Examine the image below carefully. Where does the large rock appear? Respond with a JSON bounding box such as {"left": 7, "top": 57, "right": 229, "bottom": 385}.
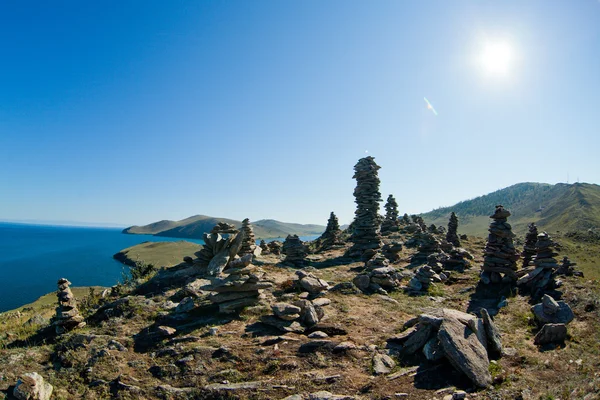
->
{"left": 534, "top": 323, "right": 568, "bottom": 345}
{"left": 299, "top": 276, "right": 330, "bottom": 294}
{"left": 481, "top": 308, "right": 502, "bottom": 358}
{"left": 438, "top": 316, "right": 492, "bottom": 388}
{"left": 13, "top": 372, "right": 53, "bottom": 400}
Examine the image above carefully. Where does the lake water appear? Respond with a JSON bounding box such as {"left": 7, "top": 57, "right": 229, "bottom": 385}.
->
{"left": 0, "top": 222, "right": 205, "bottom": 313}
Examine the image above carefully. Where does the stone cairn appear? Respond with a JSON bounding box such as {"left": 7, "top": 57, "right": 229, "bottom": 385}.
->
{"left": 557, "top": 256, "right": 581, "bottom": 277}
{"left": 446, "top": 212, "right": 460, "bottom": 247}
{"left": 206, "top": 254, "right": 273, "bottom": 313}
{"left": 317, "top": 212, "right": 344, "bottom": 250}
{"left": 381, "top": 241, "right": 403, "bottom": 263}
{"left": 267, "top": 240, "right": 283, "bottom": 255}
{"left": 521, "top": 223, "right": 538, "bottom": 269}
{"left": 348, "top": 156, "right": 383, "bottom": 257}
{"left": 54, "top": 278, "right": 86, "bottom": 334}
{"left": 412, "top": 215, "right": 427, "bottom": 232}
{"left": 517, "top": 232, "right": 560, "bottom": 294}
{"left": 381, "top": 194, "right": 400, "bottom": 234}
{"left": 282, "top": 234, "right": 307, "bottom": 267}
{"left": 353, "top": 252, "right": 405, "bottom": 293}
{"left": 388, "top": 308, "right": 502, "bottom": 388}
{"left": 443, "top": 247, "right": 473, "bottom": 272}
{"left": 480, "top": 205, "right": 520, "bottom": 284}
{"left": 407, "top": 265, "right": 444, "bottom": 292}
{"left": 259, "top": 240, "right": 269, "bottom": 254}
{"left": 410, "top": 232, "right": 442, "bottom": 266}
{"left": 194, "top": 223, "right": 244, "bottom": 276}
{"left": 401, "top": 213, "right": 411, "bottom": 225}
{"left": 238, "top": 218, "right": 257, "bottom": 256}
{"left": 531, "top": 294, "right": 574, "bottom": 346}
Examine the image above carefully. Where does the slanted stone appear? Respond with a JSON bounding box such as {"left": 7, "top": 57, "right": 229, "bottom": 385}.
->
{"left": 481, "top": 308, "right": 502, "bottom": 358}
{"left": 438, "top": 316, "right": 492, "bottom": 388}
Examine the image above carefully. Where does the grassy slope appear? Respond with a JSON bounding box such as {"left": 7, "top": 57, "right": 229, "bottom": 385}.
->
{"left": 422, "top": 182, "right": 600, "bottom": 237}
{"left": 113, "top": 241, "right": 202, "bottom": 268}
{"left": 124, "top": 215, "right": 325, "bottom": 240}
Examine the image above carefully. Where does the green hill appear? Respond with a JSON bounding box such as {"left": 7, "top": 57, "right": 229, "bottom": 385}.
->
{"left": 123, "top": 215, "right": 325, "bottom": 240}
{"left": 421, "top": 182, "right": 600, "bottom": 237}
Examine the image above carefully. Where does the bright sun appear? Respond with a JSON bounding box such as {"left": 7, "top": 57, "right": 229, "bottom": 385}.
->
{"left": 480, "top": 41, "right": 513, "bottom": 76}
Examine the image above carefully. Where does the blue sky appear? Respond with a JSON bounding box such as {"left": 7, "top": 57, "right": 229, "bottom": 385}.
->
{"left": 1, "top": 1, "right": 599, "bottom": 226}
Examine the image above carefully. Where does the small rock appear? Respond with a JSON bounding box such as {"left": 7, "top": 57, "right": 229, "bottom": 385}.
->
{"left": 175, "top": 296, "right": 195, "bottom": 313}
{"left": 308, "top": 331, "right": 329, "bottom": 339}
{"left": 157, "top": 326, "right": 177, "bottom": 337}
{"left": 372, "top": 353, "right": 396, "bottom": 375}
{"left": 13, "top": 372, "right": 53, "bottom": 400}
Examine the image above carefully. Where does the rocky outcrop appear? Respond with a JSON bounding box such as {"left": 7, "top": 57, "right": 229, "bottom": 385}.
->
{"left": 381, "top": 194, "right": 400, "bottom": 234}
{"left": 517, "top": 232, "right": 560, "bottom": 294}
{"left": 54, "top": 278, "right": 86, "bottom": 334}
{"left": 283, "top": 235, "right": 307, "bottom": 267}
{"left": 238, "top": 218, "right": 257, "bottom": 257}
{"left": 446, "top": 212, "right": 460, "bottom": 247}
{"left": 13, "top": 372, "right": 53, "bottom": 400}
{"left": 480, "top": 205, "right": 520, "bottom": 284}
{"left": 389, "top": 308, "right": 499, "bottom": 388}
{"left": 348, "top": 157, "right": 383, "bottom": 257}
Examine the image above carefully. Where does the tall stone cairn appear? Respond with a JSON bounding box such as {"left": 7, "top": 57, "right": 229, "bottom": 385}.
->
{"left": 349, "top": 156, "right": 383, "bottom": 256}
{"left": 401, "top": 213, "right": 410, "bottom": 225}
{"left": 54, "top": 278, "right": 86, "bottom": 334}
{"left": 446, "top": 212, "right": 460, "bottom": 247}
{"left": 282, "top": 234, "right": 307, "bottom": 267}
{"left": 480, "top": 205, "right": 520, "bottom": 284}
{"left": 381, "top": 194, "right": 400, "bottom": 234}
{"left": 318, "top": 212, "right": 344, "bottom": 250}
{"left": 517, "top": 232, "right": 560, "bottom": 294}
{"left": 238, "top": 218, "right": 256, "bottom": 256}
{"left": 521, "top": 223, "right": 538, "bottom": 269}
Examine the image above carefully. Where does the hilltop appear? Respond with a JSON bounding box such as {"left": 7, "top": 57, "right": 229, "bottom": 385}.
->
{"left": 123, "top": 215, "right": 325, "bottom": 240}
{"left": 421, "top": 182, "right": 600, "bottom": 236}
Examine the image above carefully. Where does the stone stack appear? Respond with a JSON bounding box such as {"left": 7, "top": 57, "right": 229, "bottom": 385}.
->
{"left": 381, "top": 241, "right": 403, "bottom": 263}
{"left": 263, "top": 295, "right": 332, "bottom": 334}
{"left": 295, "top": 270, "right": 330, "bottom": 294}
{"left": 238, "top": 218, "right": 257, "bottom": 257}
{"left": 267, "top": 240, "right": 283, "bottom": 255}
{"left": 388, "top": 308, "right": 501, "bottom": 388}
{"left": 317, "top": 212, "right": 344, "bottom": 250}
{"left": 348, "top": 156, "right": 383, "bottom": 257}
{"left": 211, "top": 222, "right": 238, "bottom": 234}
{"left": 259, "top": 240, "right": 269, "bottom": 254}
{"left": 517, "top": 232, "right": 560, "bottom": 294}
{"left": 401, "top": 213, "right": 411, "bottom": 225}
{"left": 443, "top": 247, "right": 473, "bottom": 272}
{"left": 446, "top": 212, "right": 460, "bottom": 247}
{"left": 381, "top": 194, "right": 400, "bottom": 234}
{"left": 556, "top": 256, "right": 580, "bottom": 276}
{"left": 521, "top": 223, "right": 538, "bottom": 269}
{"left": 282, "top": 235, "right": 307, "bottom": 267}
{"left": 480, "top": 205, "right": 520, "bottom": 284}
{"left": 407, "top": 265, "right": 443, "bottom": 292}
{"left": 54, "top": 278, "right": 86, "bottom": 334}
{"left": 206, "top": 255, "right": 273, "bottom": 313}
{"left": 194, "top": 226, "right": 245, "bottom": 276}
{"left": 428, "top": 224, "right": 439, "bottom": 234}
{"left": 410, "top": 232, "right": 442, "bottom": 266}
{"left": 411, "top": 215, "right": 427, "bottom": 232}
{"left": 531, "top": 294, "right": 574, "bottom": 346}
{"left": 353, "top": 252, "right": 405, "bottom": 293}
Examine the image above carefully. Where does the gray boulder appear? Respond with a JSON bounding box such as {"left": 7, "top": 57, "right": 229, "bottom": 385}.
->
{"left": 534, "top": 323, "right": 567, "bottom": 345}
{"left": 13, "top": 372, "right": 53, "bottom": 400}
{"left": 372, "top": 353, "right": 396, "bottom": 375}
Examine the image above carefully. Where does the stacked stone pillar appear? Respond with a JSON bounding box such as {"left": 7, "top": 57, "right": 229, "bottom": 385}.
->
{"left": 521, "top": 223, "right": 538, "bottom": 269}
{"left": 480, "top": 205, "right": 520, "bottom": 284}
{"left": 54, "top": 278, "right": 86, "bottom": 334}
{"left": 238, "top": 218, "right": 256, "bottom": 256}
{"left": 381, "top": 194, "right": 400, "bottom": 234}
{"left": 446, "top": 212, "right": 460, "bottom": 247}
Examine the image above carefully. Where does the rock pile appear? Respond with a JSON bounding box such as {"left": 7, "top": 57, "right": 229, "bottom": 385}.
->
{"left": 443, "top": 247, "right": 473, "bottom": 272}
{"left": 295, "top": 270, "right": 330, "bottom": 295}
{"left": 381, "top": 194, "right": 400, "bottom": 234}
{"left": 381, "top": 241, "right": 403, "bottom": 263}
{"left": 401, "top": 213, "right": 411, "bottom": 225}
{"left": 238, "top": 218, "right": 257, "bottom": 256}
{"left": 411, "top": 215, "right": 427, "bottom": 232}
{"left": 410, "top": 232, "right": 442, "bottom": 266}
{"left": 206, "top": 255, "right": 273, "bottom": 313}
{"left": 353, "top": 252, "right": 405, "bottom": 293}
{"left": 348, "top": 156, "right": 383, "bottom": 257}
{"left": 446, "top": 212, "right": 460, "bottom": 247}
{"left": 517, "top": 232, "right": 560, "bottom": 294}
{"left": 54, "top": 278, "right": 86, "bottom": 334}
{"left": 406, "top": 265, "right": 443, "bottom": 292}
{"left": 259, "top": 240, "right": 269, "bottom": 254}
{"left": 267, "top": 240, "right": 283, "bottom": 255}
{"left": 531, "top": 294, "right": 574, "bottom": 346}
{"left": 388, "top": 308, "right": 501, "bottom": 387}
{"left": 521, "top": 223, "right": 538, "bottom": 269}
{"left": 318, "top": 212, "right": 344, "bottom": 250}
{"left": 271, "top": 296, "right": 332, "bottom": 330}
{"left": 557, "top": 256, "right": 581, "bottom": 276}
{"left": 480, "top": 205, "right": 520, "bottom": 284}
{"left": 283, "top": 235, "right": 307, "bottom": 267}
{"left": 194, "top": 224, "right": 245, "bottom": 276}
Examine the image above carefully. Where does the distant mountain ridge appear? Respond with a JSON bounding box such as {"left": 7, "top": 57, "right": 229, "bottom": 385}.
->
{"left": 421, "top": 182, "right": 600, "bottom": 237}
{"left": 123, "top": 215, "right": 325, "bottom": 240}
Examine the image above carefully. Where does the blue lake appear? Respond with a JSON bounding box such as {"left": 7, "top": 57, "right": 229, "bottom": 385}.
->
{"left": 0, "top": 222, "right": 205, "bottom": 313}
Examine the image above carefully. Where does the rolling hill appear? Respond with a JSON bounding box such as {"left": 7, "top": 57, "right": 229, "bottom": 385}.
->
{"left": 421, "top": 182, "right": 600, "bottom": 237}
{"left": 123, "top": 215, "right": 325, "bottom": 240}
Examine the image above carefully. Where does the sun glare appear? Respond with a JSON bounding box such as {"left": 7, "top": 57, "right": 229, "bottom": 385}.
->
{"left": 480, "top": 41, "right": 513, "bottom": 76}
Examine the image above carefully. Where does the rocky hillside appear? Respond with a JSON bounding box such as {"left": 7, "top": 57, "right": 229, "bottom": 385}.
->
{"left": 123, "top": 215, "right": 325, "bottom": 240}
{"left": 421, "top": 182, "right": 600, "bottom": 236}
